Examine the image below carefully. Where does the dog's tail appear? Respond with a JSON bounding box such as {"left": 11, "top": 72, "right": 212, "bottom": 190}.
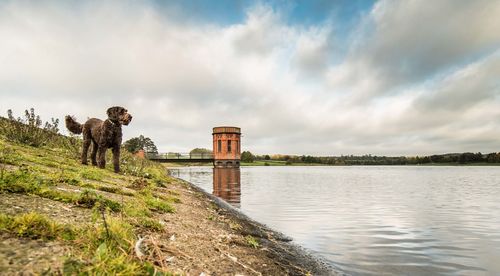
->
{"left": 65, "top": 115, "right": 83, "bottom": 134}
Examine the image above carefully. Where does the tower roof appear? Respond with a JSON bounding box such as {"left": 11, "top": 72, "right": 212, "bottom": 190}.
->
{"left": 212, "top": 126, "right": 241, "bottom": 134}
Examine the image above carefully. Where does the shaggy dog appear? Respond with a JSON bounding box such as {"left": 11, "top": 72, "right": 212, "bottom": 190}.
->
{"left": 65, "top": 106, "right": 132, "bottom": 173}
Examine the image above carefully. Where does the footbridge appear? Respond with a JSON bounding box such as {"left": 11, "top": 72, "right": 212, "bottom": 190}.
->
{"left": 147, "top": 152, "right": 214, "bottom": 163}
{"left": 148, "top": 126, "right": 241, "bottom": 168}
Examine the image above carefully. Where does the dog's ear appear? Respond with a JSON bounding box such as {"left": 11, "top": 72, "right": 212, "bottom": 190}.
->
{"left": 107, "top": 106, "right": 122, "bottom": 121}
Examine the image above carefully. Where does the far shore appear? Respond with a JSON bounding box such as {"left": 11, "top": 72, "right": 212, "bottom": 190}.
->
{"left": 161, "top": 161, "right": 500, "bottom": 167}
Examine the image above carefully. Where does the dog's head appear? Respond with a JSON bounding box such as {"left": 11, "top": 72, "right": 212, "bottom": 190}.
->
{"left": 107, "top": 106, "right": 132, "bottom": 126}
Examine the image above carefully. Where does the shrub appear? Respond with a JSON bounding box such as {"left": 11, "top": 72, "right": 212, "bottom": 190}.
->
{"left": 0, "top": 109, "right": 60, "bottom": 147}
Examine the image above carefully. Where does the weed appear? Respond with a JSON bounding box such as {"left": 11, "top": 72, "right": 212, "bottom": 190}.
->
{"left": 245, "top": 235, "right": 260, "bottom": 248}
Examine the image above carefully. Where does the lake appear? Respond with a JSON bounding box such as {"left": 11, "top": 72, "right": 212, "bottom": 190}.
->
{"left": 169, "top": 166, "right": 500, "bottom": 275}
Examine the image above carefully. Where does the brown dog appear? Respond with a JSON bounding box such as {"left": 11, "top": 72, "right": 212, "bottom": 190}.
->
{"left": 65, "top": 106, "right": 132, "bottom": 173}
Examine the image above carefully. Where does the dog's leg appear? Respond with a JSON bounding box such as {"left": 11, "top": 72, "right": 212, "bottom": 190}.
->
{"left": 81, "top": 138, "right": 91, "bottom": 165}
{"left": 90, "top": 141, "right": 98, "bottom": 166}
{"left": 97, "top": 145, "right": 106, "bottom": 169}
{"left": 112, "top": 145, "right": 121, "bottom": 173}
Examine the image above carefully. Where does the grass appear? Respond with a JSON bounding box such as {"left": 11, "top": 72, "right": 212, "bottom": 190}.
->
{"left": 65, "top": 216, "right": 146, "bottom": 275}
{"left": 137, "top": 217, "right": 164, "bottom": 232}
{"left": 79, "top": 167, "right": 105, "bottom": 181}
{"left": 0, "top": 168, "right": 121, "bottom": 211}
{"left": 245, "top": 235, "right": 260, "bottom": 248}
{"left": 0, "top": 212, "right": 75, "bottom": 241}
{"left": 0, "top": 115, "right": 179, "bottom": 274}
{"left": 144, "top": 195, "right": 175, "bottom": 213}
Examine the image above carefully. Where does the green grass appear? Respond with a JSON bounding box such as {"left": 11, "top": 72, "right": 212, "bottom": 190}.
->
{"left": 0, "top": 212, "right": 75, "bottom": 241}
{"left": 79, "top": 167, "right": 105, "bottom": 181}
{"left": 144, "top": 196, "right": 175, "bottom": 213}
{"left": 66, "top": 216, "right": 146, "bottom": 275}
{"left": 0, "top": 117, "right": 178, "bottom": 274}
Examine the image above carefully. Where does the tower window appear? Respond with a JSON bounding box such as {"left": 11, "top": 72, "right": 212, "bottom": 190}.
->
{"left": 227, "top": 140, "right": 232, "bottom": 153}
{"left": 218, "top": 140, "right": 221, "bottom": 152}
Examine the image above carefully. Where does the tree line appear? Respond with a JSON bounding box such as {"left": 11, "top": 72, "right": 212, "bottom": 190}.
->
{"left": 241, "top": 151, "right": 500, "bottom": 165}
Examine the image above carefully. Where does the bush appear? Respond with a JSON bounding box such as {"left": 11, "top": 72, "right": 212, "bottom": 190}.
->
{"left": 0, "top": 109, "right": 61, "bottom": 147}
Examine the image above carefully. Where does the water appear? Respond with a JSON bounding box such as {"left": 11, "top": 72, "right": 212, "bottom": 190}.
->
{"left": 170, "top": 166, "right": 500, "bottom": 275}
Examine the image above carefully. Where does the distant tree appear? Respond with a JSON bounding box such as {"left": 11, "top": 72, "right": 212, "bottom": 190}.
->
{"left": 264, "top": 154, "right": 271, "bottom": 160}
{"left": 189, "top": 148, "right": 213, "bottom": 154}
{"left": 123, "top": 135, "right": 158, "bottom": 154}
{"left": 241, "top": 151, "right": 255, "bottom": 163}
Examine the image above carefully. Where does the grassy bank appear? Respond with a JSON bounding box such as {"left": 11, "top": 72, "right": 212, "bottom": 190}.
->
{"left": 0, "top": 116, "right": 333, "bottom": 275}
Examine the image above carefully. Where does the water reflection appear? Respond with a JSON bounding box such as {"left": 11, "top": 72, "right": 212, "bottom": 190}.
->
{"left": 213, "top": 168, "right": 241, "bottom": 208}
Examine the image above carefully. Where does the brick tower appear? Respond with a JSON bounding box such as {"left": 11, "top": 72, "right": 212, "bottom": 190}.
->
{"left": 212, "top": 126, "right": 241, "bottom": 168}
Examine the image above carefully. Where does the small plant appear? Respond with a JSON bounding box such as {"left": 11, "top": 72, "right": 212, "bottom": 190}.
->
{"left": 245, "top": 235, "right": 260, "bottom": 248}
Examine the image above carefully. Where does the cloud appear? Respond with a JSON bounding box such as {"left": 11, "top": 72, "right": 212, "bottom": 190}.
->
{"left": 0, "top": 0, "right": 499, "bottom": 155}
{"left": 328, "top": 0, "right": 500, "bottom": 98}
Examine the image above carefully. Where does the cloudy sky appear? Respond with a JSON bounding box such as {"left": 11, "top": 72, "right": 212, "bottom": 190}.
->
{"left": 1, "top": 0, "right": 499, "bottom": 156}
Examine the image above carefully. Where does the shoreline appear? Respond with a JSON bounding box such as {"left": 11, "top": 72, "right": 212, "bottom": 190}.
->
{"left": 172, "top": 174, "right": 343, "bottom": 275}
{"left": 163, "top": 162, "right": 500, "bottom": 167}
{"left": 1, "top": 131, "right": 344, "bottom": 275}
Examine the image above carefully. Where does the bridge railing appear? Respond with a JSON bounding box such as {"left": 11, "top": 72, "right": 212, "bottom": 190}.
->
{"left": 147, "top": 152, "right": 214, "bottom": 160}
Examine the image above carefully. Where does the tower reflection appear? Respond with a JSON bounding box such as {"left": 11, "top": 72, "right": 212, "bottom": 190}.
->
{"left": 213, "top": 168, "right": 241, "bottom": 208}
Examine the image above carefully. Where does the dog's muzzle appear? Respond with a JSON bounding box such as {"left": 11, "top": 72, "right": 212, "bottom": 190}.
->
{"left": 121, "top": 114, "right": 132, "bottom": 125}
